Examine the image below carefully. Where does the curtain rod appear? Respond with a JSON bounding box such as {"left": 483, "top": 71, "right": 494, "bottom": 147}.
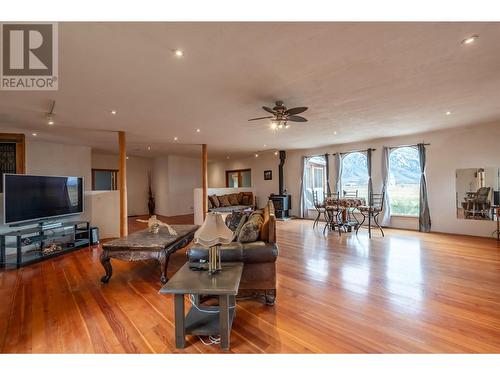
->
{"left": 332, "top": 148, "right": 376, "bottom": 156}
{"left": 388, "top": 143, "right": 431, "bottom": 149}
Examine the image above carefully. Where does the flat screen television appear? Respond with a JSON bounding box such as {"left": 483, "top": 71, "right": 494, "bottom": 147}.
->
{"left": 3, "top": 174, "right": 84, "bottom": 225}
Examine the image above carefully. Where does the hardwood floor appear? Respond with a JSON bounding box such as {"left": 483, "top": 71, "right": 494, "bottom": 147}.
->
{"left": 1, "top": 216, "right": 500, "bottom": 353}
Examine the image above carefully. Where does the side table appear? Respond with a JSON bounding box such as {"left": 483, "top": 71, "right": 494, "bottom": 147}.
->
{"left": 159, "top": 262, "right": 243, "bottom": 350}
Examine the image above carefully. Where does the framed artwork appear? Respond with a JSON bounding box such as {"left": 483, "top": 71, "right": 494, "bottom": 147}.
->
{"left": 264, "top": 170, "right": 272, "bottom": 180}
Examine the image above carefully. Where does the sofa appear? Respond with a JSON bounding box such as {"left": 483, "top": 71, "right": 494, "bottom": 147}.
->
{"left": 187, "top": 200, "right": 278, "bottom": 305}
{"left": 207, "top": 191, "right": 256, "bottom": 213}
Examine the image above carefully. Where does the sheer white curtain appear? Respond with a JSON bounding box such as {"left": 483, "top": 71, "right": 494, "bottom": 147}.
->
{"left": 381, "top": 146, "right": 391, "bottom": 226}
{"left": 299, "top": 156, "right": 311, "bottom": 218}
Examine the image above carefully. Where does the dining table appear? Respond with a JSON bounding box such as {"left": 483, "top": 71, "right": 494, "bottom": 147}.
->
{"left": 324, "top": 197, "right": 366, "bottom": 231}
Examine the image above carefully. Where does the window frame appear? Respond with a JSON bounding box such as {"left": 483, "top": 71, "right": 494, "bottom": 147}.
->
{"left": 92, "top": 168, "right": 119, "bottom": 191}
{"left": 387, "top": 146, "right": 420, "bottom": 218}
{"left": 225, "top": 168, "right": 251, "bottom": 188}
{"left": 304, "top": 156, "right": 327, "bottom": 209}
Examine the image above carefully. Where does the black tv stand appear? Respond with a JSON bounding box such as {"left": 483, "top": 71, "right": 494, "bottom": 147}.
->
{"left": 0, "top": 221, "right": 91, "bottom": 268}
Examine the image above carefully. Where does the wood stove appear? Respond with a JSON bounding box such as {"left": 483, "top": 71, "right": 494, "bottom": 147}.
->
{"left": 269, "top": 150, "right": 291, "bottom": 219}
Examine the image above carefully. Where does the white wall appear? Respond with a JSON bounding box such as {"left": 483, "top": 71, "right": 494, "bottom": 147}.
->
{"left": 1, "top": 140, "right": 90, "bottom": 232}
{"left": 208, "top": 122, "right": 500, "bottom": 237}
{"left": 91, "top": 152, "right": 153, "bottom": 216}
{"left": 287, "top": 122, "right": 500, "bottom": 237}
{"left": 208, "top": 152, "right": 280, "bottom": 209}
{"left": 152, "top": 155, "right": 201, "bottom": 217}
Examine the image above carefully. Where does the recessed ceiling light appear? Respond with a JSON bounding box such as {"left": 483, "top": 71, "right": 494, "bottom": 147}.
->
{"left": 32, "top": 133, "right": 37, "bottom": 136}
{"left": 174, "top": 49, "right": 184, "bottom": 57}
{"left": 195, "top": 128, "right": 201, "bottom": 133}
{"left": 111, "top": 110, "right": 117, "bottom": 115}
{"left": 264, "top": 144, "right": 267, "bottom": 147}
{"left": 274, "top": 151, "right": 278, "bottom": 155}
{"left": 147, "top": 146, "right": 151, "bottom": 150}
{"left": 174, "top": 136, "right": 178, "bottom": 141}
{"left": 446, "top": 111, "right": 452, "bottom": 115}
{"left": 255, "top": 153, "right": 259, "bottom": 158}
{"left": 126, "top": 156, "right": 129, "bottom": 160}
{"left": 333, "top": 131, "right": 337, "bottom": 135}
{"left": 462, "top": 35, "right": 479, "bottom": 45}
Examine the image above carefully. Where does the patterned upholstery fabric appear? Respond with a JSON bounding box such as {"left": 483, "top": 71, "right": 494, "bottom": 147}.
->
{"left": 237, "top": 212, "right": 264, "bottom": 243}
{"left": 207, "top": 198, "right": 213, "bottom": 209}
{"left": 225, "top": 211, "right": 245, "bottom": 231}
{"left": 358, "top": 205, "right": 382, "bottom": 212}
{"left": 209, "top": 194, "right": 220, "bottom": 208}
{"left": 228, "top": 193, "right": 240, "bottom": 206}
{"left": 325, "top": 197, "right": 366, "bottom": 208}
{"left": 241, "top": 192, "right": 253, "bottom": 206}
{"left": 218, "top": 195, "right": 231, "bottom": 207}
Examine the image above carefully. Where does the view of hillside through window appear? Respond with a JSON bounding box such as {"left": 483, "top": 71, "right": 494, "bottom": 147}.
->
{"left": 341, "top": 152, "right": 369, "bottom": 199}
{"left": 388, "top": 147, "right": 420, "bottom": 216}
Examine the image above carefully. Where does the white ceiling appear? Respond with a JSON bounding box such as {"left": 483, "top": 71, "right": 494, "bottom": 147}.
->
{"left": 1, "top": 22, "right": 500, "bottom": 160}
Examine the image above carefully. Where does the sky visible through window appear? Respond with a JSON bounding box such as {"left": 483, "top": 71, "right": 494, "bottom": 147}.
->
{"left": 388, "top": 146, "right": 420, "bottom": 216}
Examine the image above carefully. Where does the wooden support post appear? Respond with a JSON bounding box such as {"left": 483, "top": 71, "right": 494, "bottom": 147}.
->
{"left": 202, "top": 144, "right": 208, "bottom": 220}
{"left": 119, "top": 131, "right": 128, "bottom": 237}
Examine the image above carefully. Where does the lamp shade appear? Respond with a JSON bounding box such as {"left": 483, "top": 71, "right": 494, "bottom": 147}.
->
{"left": 194, "top": 212, "right": 234, "bottom": 247}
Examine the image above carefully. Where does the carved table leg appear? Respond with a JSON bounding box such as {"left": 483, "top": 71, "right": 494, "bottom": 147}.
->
{"left": 265, "top": 289, "right": 276, "bottom": 306}
{"left": 159, "top": 251, "right": 171, "bottom": 284}
{"left": 100, "top": 250, "right": 113, "bottom": 283}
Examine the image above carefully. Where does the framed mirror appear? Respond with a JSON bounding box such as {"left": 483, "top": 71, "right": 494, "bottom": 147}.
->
{"left": 456, "top": 168, "right": 499, "bottom": 220}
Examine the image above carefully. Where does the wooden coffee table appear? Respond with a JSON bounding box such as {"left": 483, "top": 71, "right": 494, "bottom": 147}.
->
{"left": 100, "top": 224, "right": 198, "bottom": 284}
{"left": 159, "top": 262, "right": 243, "bottom": 350}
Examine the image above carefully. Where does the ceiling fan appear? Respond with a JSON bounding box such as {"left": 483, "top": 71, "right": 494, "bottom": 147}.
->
{"left": 248, "top": 100, "right": 308, "bottom": 129}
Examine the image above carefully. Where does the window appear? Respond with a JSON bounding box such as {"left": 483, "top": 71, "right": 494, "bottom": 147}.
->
{"left": 92, "top": 169, "right": 118, "bottom": 190}
{"left": 388, "top": 146, "right": 420, "bottom": 216}
{"left": 304, "top": 156, "right": 326, "bottom": 209}
{"left": 0, "top": 133, "right": 25, "bottom": 193}
{"left": 226, "top": 169, "right": 251, "bottom": 188}
{"left": 341, "top": 152, "right": 369, "bottom": 199}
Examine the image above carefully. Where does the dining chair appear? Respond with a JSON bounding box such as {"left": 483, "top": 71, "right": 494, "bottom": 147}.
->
{"left": 312, "top": 190, "right": 326, "bottom": 228}
{"left": 356, "top": 191, "right": 385, "bottom": 238}
{"left": 323, "top": 192, "right": 344, "bottom": 236}
{"left": 343, "top": 190, "right": 359, "bottom": 223}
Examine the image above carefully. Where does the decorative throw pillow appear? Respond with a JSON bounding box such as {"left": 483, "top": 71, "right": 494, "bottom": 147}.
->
{"left": 218, "top": 195, "right": 231, "bottom": 207}
{"left": 237, "top": 215, "right": 263, "bottom": 243}
{"left": 209, "top": 194, "right": 220, "bottom": 208}
{"left": 225, "top": 211, "right": 244, "bottom": 231}
{"left": 237, "top": 192, "right": 244, "bottom": 204}
{"left": 208, "top": 198, "right": 213, "bottom": 209}
{"left": 233, "top": 215, "right": 247, "bottom": 240}
{"left": 228, "top": 193, "right": 239, "bottom": 206}
{"left": 241, "top": 192, "right": 253, "bottom": 206}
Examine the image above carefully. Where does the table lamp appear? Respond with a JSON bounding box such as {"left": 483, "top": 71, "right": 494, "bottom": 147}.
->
{"left": 194, "top": 212, "right": 234, "bottom": 274}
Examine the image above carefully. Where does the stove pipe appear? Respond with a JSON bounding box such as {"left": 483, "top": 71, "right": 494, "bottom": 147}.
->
{"left": 279, "top": 150, "right": 286, "bottom": 195}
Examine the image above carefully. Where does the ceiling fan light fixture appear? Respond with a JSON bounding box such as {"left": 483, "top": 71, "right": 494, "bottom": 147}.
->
{"left": 47, "top": 116, "right": 55, "bottom": 126}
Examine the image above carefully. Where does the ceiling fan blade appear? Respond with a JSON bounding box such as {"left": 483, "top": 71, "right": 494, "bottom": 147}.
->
{"left": 262, "top": 106, "right": 276, "bottom": 114}
{"left": 287, "top": 115, "right": 308, "bottom": 122}
{"left": 285, "top": 106, "right": 308, "bottom": 115}
{"left": 248, "top": 116, "right": 274, "bottom": 121}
